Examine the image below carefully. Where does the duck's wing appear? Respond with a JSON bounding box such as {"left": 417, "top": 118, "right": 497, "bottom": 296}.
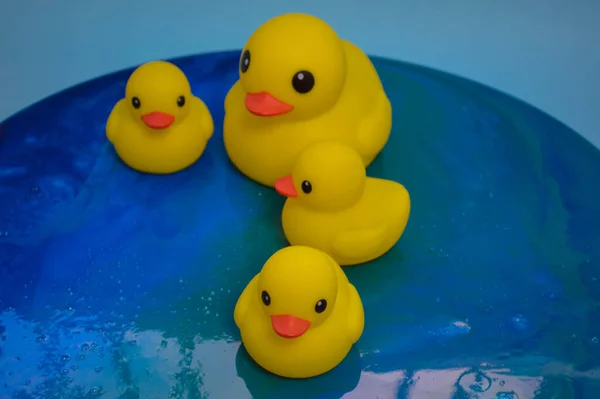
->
{"left": 233, "top": 273, "right": 260, "bottom": 329}
{"left": 194, "top": 97, "right": 214, "bottom": 140}
{"left": 331, "top": 225, "right": 388, "bottom": 264}
{"left": 346, "top": 283, "right": 365, "bottom": 344}
{"left": 105, "top": 99, "right": 125, "bottom": 143}
{"left": 224, "top": 80, "right": 242, "bottom": 116}
{"left": 356, "top": 92, "right": 392, "bottom": 161}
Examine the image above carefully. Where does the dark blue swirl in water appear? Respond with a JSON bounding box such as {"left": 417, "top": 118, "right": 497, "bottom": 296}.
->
{"left": 0, "top": 51, "right": 599, "bottom": 398}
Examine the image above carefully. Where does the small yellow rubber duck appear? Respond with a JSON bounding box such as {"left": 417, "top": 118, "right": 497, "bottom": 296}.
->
{"left": 274, "top": 141, "right": 411, "bottom": 266}
{"left": 223, "top": 13, "right": 392, "bottom": 187}
{"left": 234, "top": 245, "right": 364, "bottom": 379}
{"left": 106, "top": 61, "right": 214, "bottom": 174}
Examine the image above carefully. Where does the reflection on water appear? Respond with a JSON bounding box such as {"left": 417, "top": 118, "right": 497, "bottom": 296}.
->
{"left": 3, "top": 309, "right": 599, "bottom": 398}
{"left": 0, "top": 310, "right": 244, "bottom": 398}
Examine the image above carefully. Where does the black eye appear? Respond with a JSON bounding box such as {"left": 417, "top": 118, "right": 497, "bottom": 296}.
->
{"left": 292, "top": 71, "right": 315, "bottom": 94}
{"left": 131, "top": 97, "right": 141, "bottom": 109}
{"left": 261, "top": 290, "right": 271, "bottom": 306}
{"left": 315, "top": 299, "right": 327, "bottom": 313}
{"left": 240, "top": 50, "right": 251, "bottom": 73}
{"left": 177, "top": 96, "right": 186, "bottom": 107}
{"left": 301, "top": 181, "right": 312, "bottom": 194}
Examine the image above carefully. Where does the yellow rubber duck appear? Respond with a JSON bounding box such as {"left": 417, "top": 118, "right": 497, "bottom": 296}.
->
{"left": 234, "top": 245, "right": 364, "bottom": 379}
{"left": 223, "top": 13, "right": 392, "bottom": 187}
{"left": 274, "top": 141, "right": 411, "bottom": 266}
{"left": 106, "top": 61, "right": 214, "bottom": 174}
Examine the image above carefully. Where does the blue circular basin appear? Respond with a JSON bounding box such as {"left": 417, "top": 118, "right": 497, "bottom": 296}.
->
{"left": 0, "top": 51, "right": 599, "bottom": 398}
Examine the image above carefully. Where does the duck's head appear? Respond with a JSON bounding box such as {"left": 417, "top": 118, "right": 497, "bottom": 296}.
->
{"left": 238, "top": 13, "right": 347, "bottom": 121}
{"left": 125, "top": 61, "right": 193, "bottom": 130}
{"left": 275, "top": 141, "right": 366, "bottom": 211}
{"left": 258, "top": 246, "right": 340, "bottom": 339}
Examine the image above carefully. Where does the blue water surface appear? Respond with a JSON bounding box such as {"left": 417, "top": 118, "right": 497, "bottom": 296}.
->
{"left": 0, "top": 51, "right": 599, "bottom": 399}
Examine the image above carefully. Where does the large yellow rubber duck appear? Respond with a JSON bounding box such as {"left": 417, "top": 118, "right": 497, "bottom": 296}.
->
{"left": 234, "top": 245, "right": 364, "bottom": 378}
{"left": 275, "top": 141, "right": 411, "bottom": 266}
{"left": 223, "top": 13, "right": 392, "bottom": 187}
{"left": 106, "top": 61, "right": 214, "bottom": 174}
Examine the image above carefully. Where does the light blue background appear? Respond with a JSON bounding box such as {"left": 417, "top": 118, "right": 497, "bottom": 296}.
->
{"left": 1, "top": 0, "right": 599, "bottom": 148}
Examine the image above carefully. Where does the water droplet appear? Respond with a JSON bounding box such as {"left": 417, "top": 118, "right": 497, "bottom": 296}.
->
{"left": 499, "top": 380, "right": 505, "bottom": 386}
{"left": 70, "top": 365, "right": 78, "bottom": 371}
{"left": 60, "top": 369, "right": 69, "bottom": 375}
{"left": 35, "top": 334, "right": 46, "bottom": 343}
{"left": 160, "top": 340, "right": 168, "bottom": 348}
{"left": 511, "top": 315, "right": 529, "bottom": 330}
{"left": 94, "top": 366, "right": 102, "bottom": 373}
{"left": 77, "top": 354, "right": 85, "bottom": 360}
{"left": 591, "top": 336, "right": 599, "bottom": 345}
{"left": 81, "top": 343, "right": 89, "bottom": 352}
{"left": 459, "top": 370, "right": 492, "bottom": 393}
{"left": 60, "top": 355, "right": 70, "bottom": 362}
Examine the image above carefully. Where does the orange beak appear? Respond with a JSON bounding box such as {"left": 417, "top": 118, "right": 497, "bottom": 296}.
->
{"left": 274, "top": 175, "right": 297, "bottom": 197}
{"left": 141, "top": 112, "right": 175, "bottom": 129}
{"left": 245, "top": 92, "right": 293, "bottom": 117}
{"left": 271, "top": 314, "right": 311, "bottom": 338}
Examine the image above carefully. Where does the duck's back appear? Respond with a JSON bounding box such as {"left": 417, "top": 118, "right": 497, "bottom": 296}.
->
{"left": 361, "top": 178, "right": 411, "bottom": 232}
{"left": 339, "top": 40, "right": 386, "bottom": 105}
{"left": 320, "top": 40, "right": 391, "bottom": 163}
